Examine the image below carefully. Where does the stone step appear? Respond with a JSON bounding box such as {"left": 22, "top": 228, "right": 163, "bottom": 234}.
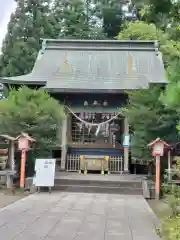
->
{"left": 52, "top": 184, "right": 143, "bottom": 195}
{"left": 26, "top": 173, "right": 143, "bottom": 195}
{"left": 54, "top": 178, "right": 142, "bottom": 189}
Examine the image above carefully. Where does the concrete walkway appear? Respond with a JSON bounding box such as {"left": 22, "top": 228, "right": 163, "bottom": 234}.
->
{"left": 0, "top": 192, "right": 160, "bottom": 240}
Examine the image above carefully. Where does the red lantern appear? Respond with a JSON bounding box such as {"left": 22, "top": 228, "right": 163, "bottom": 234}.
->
{"left": 148, "top": 138, "right": 169, "bottom": 157}
{"left": 18, "top": 137, "right": 29, "bottom": 150}
{"left": 152, "top": 142, "right": 164, "bottom": 156}
{"left": 147, "top": 138, "right": 170, "bottom": 200}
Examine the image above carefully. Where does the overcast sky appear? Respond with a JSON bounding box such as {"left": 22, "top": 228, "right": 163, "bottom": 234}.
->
{"left": 0, "top": 0, "right": 17, "bottom": 51}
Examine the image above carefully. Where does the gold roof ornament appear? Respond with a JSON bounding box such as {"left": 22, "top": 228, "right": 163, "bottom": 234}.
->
{"left": 127, "top": 53, "right": 136, "bottom": 76}
{"left": 60, "top": 53, "right": 73, "bottom": 73}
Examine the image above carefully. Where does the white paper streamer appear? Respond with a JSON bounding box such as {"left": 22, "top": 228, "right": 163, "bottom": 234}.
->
{"left": 65, "top": 106, "right": 122, "bottom": 127}
{"left": 66, "top": 106, "right": 123, "bottom": 137}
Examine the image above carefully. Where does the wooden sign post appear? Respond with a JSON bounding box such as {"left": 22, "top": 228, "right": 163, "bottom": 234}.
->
{"left": 148, "top": 138, "right": 169, "bottom": 200}
{"left": 16, "top": 133, "right": 35, "bottom": 189}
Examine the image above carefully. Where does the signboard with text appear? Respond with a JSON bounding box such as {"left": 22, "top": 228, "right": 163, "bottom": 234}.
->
{"left": 123, "top": 135, "right": 130, "bottom": 147}
{"left": 34, "top": 159, "right": 56, "bottom": 187}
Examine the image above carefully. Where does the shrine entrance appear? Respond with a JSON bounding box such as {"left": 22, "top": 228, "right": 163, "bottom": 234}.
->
{"left": 71, "top": 112, "right": 124, "bottom": 147}
{"left": 65, "top": 108, "right": 125, "bottom": 174}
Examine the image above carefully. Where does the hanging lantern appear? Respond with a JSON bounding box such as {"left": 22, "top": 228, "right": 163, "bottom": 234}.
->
{"left": 93, "top": 100, "right": 98, "bottom": 106}
{"left": 103, "top": 100, "right": 108, "bottom": 106}
{"left": 84, "top": 101, "right": 88, "bottom": 106}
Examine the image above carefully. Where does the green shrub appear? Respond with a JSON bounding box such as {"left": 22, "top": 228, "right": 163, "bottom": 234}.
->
{"left": 161, "top": 215, "right": 180, "bottom": 240}
{"left": 167, "top": 195, "right": 180, "bottom": 216}
{"left": 162, "top": 183, "right": 174, "bottom": 195}
{"left": 162, "top": 183, "right": 180, "bottom": 198}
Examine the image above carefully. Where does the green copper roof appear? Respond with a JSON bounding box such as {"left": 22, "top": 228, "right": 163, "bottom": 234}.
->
{"left": 0, "top": 39, "right": 167, "bottom": 92}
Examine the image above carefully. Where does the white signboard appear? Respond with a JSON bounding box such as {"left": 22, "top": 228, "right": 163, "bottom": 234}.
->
{"left": 34, "top": 159, "right": 56, "bottom": 187}
{"left": 123, "top": 135, "right": 130, "bottom": 147}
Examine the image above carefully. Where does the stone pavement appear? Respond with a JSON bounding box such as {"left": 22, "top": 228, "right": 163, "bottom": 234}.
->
{"left": 0, "top": 192, "right": 160, "bottom": 240}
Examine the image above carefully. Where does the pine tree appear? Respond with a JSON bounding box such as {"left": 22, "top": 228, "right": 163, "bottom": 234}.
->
{"left": 0, "top": 0, "right": 55, "bottom": 77}
{"left": 93, "top": 0, "right": 124, "bottom": 38}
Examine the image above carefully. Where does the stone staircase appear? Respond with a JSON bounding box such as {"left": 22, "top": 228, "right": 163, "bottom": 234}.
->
{"left": 52, "top": 177, "right": 143, "bottom": 195}
{"left": 26, "top": 173, "right": 144, "bottom": 195}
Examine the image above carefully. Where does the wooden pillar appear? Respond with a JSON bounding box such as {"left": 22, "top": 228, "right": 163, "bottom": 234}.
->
{"left": 155, "top": 155, "right": 160, "bottom": 200}
{"left": 61, "top": 114, "right": 68, "bottom": 170}
{"left": 67, "top": 114, "right": 72, "bottom": 142}
{"left": 123, "top": 117, "right": 129, "bottom": 173}
{"left": 168, "top": 150, "right": 171, "bottom": 181}
{"left": 9, "top": 141, "right": 15, "bottom": 171}
{"left": 20, "top": 149, "right": 26, "bottom": 188}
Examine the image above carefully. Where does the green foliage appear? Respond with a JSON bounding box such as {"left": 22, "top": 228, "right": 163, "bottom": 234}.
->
{"left": 118, "top": 21, "right": 180, "bottom": 66}
{"left": 0, "top": 0, "right": 179, "bottom": 78}
{"left": 161, "top": 61, "right": 180, "bottom": 137}
{"left": 0, "top": 0, "right": 57, "bottom": 77}
{"left": 131, "top": 0, "right": 180, "bottom": 42}
{"left": 160, "top": 184, "right": 180, "bottom": 239}
{"left": 125, "top": 86, "right": 179, "bottom": 158}
{"left": 161, "top": 184, "right": 173, "bottom": 196}
{"left": 161, "top": 214, "right": 180, "bottom": 240}
{"left": 162, "top": 184, "right": 180, "bottom": 200}
{"left": 93, "top": 0, "right": 124, "bottom": 38}
{"left": 0, "top": 0, "right": 179, "bottom": 164}
{"left": 1, "top": 0, "right": 124, "bottom": 77}
{"left": 176, "top": 160, "right": 180, "bottom": 177}
{"left": 162, "top": 61, "right": 180, "bottom": 109}
{"left": 118, "top": 20, "right": 161, "bottom": 40}
{"left": 52, "top": 0, "right": 105, "bottom": 39}
{"left": 117, "top": 21, "right": 180, "bottom": 159}
{"left": 168, "top": 195, "right": 180, "bottom": 216}
{"left": 133, "top": 0, "right": 173, "bottom": 30}
{"left": 0, "top": 87, "right": 64, "bottom": 155}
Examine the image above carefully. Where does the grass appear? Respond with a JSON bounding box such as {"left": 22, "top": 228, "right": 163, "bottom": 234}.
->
{"left": 148, "top": 198, "right": 172, "bottom": 220}
{"left": 148, "top": 196, "right": 180, "bottom": 240}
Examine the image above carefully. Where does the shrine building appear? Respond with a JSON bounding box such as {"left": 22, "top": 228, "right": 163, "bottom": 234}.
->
{"left": 0, "top": 39, "right": 167, "bottom": 174}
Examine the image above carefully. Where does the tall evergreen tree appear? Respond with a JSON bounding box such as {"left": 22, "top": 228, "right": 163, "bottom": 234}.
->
{"left": 52, "top": 0, "right": 91, "bottom": 39}
{"left": 126, "top": 86, "right": 179, "bottom": 159}
{"left": 0, "top": 0, "right": 55, "bottom": 77}
{"left": 52, "top": 0, "right": 105, "bottom": 39}
{"left": 118, "top": 21, "right": 180, "bottom": 159}
{"left": 93, "top": 0, "right": 124, "bottom": 38}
